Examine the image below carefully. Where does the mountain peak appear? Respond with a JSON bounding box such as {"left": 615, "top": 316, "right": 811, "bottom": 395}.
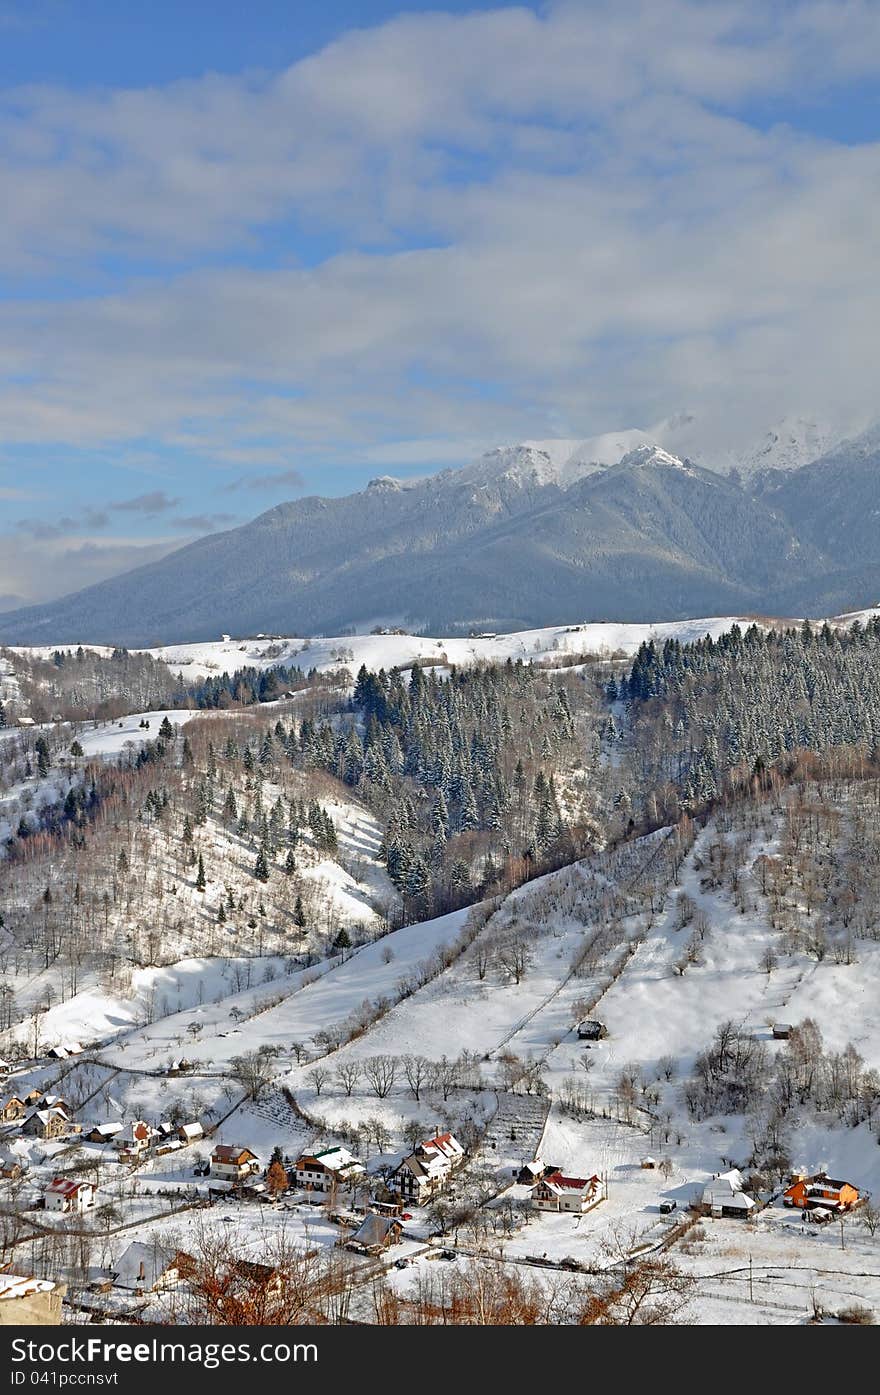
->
{"left": 366, "top": 475, "right": 404, "bottom": 492}
{"left": 616, "top": 443, "right": 692, "bottom": 473}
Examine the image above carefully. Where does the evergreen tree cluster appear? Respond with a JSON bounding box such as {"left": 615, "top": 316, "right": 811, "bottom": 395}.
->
{"left": 620, "top": 619, "right": 880, "bottom": 805}
{"left": 295, "top": 659, "right": 587, "bottom": 903}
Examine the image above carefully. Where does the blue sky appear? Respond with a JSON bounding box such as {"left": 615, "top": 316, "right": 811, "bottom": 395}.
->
{"left": 1, "top": 0, "right": 879, "bottom": 607}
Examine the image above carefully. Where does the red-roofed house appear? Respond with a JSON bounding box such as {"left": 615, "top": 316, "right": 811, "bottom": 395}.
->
{"left": 44, "top": 1177, "right": 96, "bottom": 1214}
{"left": 530, "top": 1171, "right": 605, "bottom": 1214}
{"left": 115, "top": 1119, "right": 153, "bottom": 1159}
{"left": 390, "top": 1132, "right": 465, "bottom": 1204}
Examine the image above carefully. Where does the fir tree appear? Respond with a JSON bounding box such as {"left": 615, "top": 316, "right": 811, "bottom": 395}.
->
{"left": 254, "top": 845, "right": 270, "bottom": 883}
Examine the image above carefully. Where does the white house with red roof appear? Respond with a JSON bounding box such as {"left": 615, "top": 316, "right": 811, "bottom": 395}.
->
{"left": 530, "top": 1170, "right": 605, "bottom": 1214}
{"left": 390, "top": 1131, "right": 465, "bottom": 1204}
{"left": 115, "top": 1119, "right": 152, "bottom": 1156}
{"left": 44, "top": 1177, "right": 96, "bottom": 1214}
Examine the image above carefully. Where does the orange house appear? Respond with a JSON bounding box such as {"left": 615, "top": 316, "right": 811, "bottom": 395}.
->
{"left": 783, "top": 1174, "right": 860, "bottom": 1211}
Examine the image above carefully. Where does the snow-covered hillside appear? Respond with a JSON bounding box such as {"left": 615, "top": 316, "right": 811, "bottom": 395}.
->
{"left": 0, "top": 617, "right": 799, "bottom": 684}
{"left": 10, "top": 605, "right": 878, "bottom": 688}
{"left": 6, "top": 786, "right": 880, "bottom": 1325}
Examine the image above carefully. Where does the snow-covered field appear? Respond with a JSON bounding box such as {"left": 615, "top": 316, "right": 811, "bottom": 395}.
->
{"left": 10, "top": 606, "right": 879, "bottom": 686}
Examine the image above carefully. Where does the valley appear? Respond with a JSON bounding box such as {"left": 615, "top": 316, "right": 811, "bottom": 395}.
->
{"left": 3, "top": 611, "right": 880, "bottom": 1325}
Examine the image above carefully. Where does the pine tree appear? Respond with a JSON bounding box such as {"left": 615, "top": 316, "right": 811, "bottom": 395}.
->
{"left": 254, "top": 845, "right": 270, "bottom": 883}
{"left": 35, "top": 737, "right": 50, "bottom": 778}
{"left": 195, "top": 853, "right": 206, "bottom": 892}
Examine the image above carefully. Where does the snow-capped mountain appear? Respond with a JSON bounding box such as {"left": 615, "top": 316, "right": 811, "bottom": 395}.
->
{"left": 486, "top": 414, "right": 850, "bottom": 483}
{"left": 1, "top": 422, "right": 879, "bottom": 646}
{"left": 451, "top": 413, "right": 849, "bottom": 491}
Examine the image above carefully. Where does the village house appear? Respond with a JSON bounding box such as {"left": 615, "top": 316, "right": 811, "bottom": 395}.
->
{"left": 116, "top": 1120, "right": 152, "bottom": 1157}
{"left": 87, "top": 1122, "right": 123, "bottom": 1145}
{"left": 44, "top": 1178, "right": 96, "bottom": 1215}
{"left": 531, "top": 1170, "right": 605, "bottom": 1214}
{"left": 39, "top": 1093, "right": 68, "bottom": 1112}
{"left": 700, "top": 1169, "right": 756, "bottom": 1218}
{"left": 177, "top": 1121, "right": 204, "bottom": 1144}
{"left": 112, "top": 1242, "right": 191, "bottom": 1293}
{"left": 232, "top": 1260, "right": 283, "bottom": 1295}
{"left": 210, "top": 1144, "right": 260, "bottom": 1181}
{"left": 346, "top": 1213, "right": 403, "bottom": 1255}
{"left": 1, "top": 1095, "right": 26, "bottom": 1123}
{"left": 167, "top": 1058, "right": 194, "bottom": 1077}
{"left": 21, "top": 1106, "right": 69, "bottom": 1140}
{"left": 577, "top": 1020, "right": 606, "bottom": 1041}
{"left": 517, "top": 1159, "right": 546, "bottom": 1186}
{"left": 390, "top": 1132, "right": 465, "bottom": 1205}
{"left": 294, "top": 1146, "right": 365, "bottom": 1193}
{"left": 783, "top": 1173, "right": 861, "bottom": 1212}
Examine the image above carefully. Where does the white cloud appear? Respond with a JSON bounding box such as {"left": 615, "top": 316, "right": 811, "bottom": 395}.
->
{"left": 0, "top": 0, "right": 878, "bottom": 471}
{"left": 0, "top": 534, "right": 187, "bottom": 607}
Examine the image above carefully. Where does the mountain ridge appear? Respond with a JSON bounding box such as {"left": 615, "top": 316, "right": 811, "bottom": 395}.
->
{"left": 1, "top": 426, "right": 878, "bottom": 646}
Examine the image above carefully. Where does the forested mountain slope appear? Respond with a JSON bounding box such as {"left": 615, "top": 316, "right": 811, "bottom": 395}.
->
{"left": 3, "top": 429, "right": 880, "bottom": 645}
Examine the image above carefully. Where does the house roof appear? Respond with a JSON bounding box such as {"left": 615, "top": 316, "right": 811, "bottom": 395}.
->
{"left": 399, "top": 1132, "right": 464, "bottom": 1181}
{"left": 420, "top": 1132, "right": 463, "bottom": 1161}
{"left": 45, "top": 1176, "right": 91, "bottom": 1198}
{"left": 112, "top": 1241, "right": 177, "bottom": 1291}
{"left": 351, "top": 1214, "right": 402, "bottom": 1248}
{"left": 702, "top": 1170, "right": 755, "bottom": 1208}
{"left": 233, "top": 1260, "right": 279, "bottom": 1284}
{"left": 317, "top": 1146, "right": 362, "bottom": 1171}
{"left": 212, "top": 1144, "right": 257, "bottom": 1164}
{"left": 705, "top": 1168, "right": 746, "bottom": 1194}
{"left": 26, "top": 1107, "right": 67, "bottom": 1128}
{"left": 0, "top": 1274, "right": 56, "bottom": 1300}
{"left": 536, "top": 1170, "right": 600, "bottom": 1195}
